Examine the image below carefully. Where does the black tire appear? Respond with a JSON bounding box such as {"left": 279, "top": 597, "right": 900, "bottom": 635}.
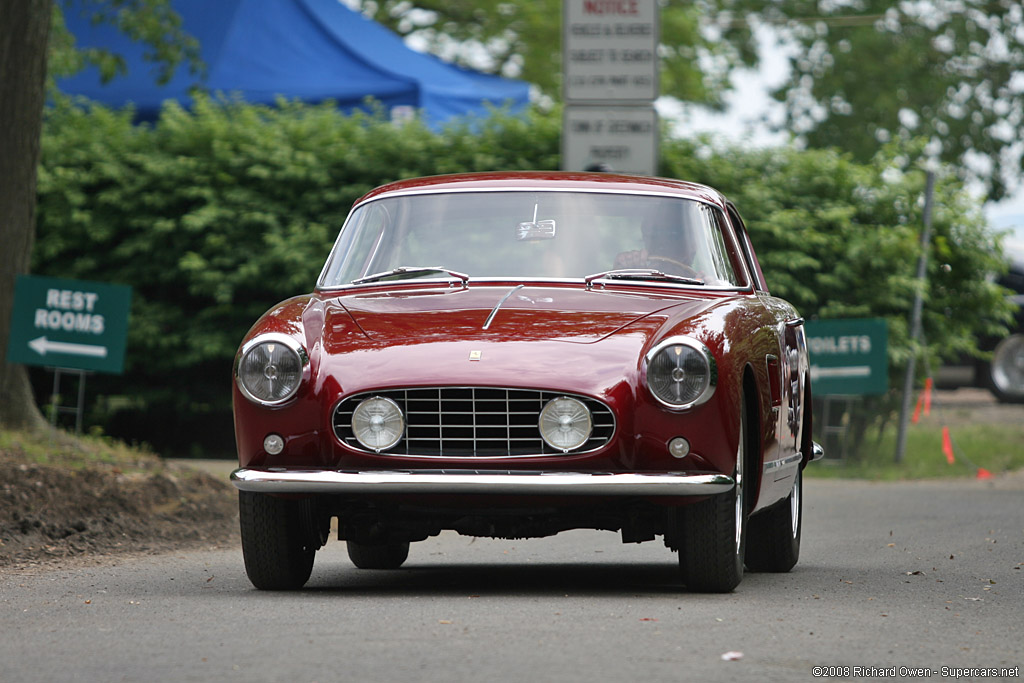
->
{"left": 346, "top": 540, "right": 410, "bottom": 569}
{"left": 985, "top": 334, "right": 1024, "bottom": 404}
{"left": 745, "top": 466, "right": 802, "bottom": 572}
{"left": 238, "top": 491, "right": 318, "bottom": 590}
{"left": 677, "top": 400, "right": 748, "bottom": 593}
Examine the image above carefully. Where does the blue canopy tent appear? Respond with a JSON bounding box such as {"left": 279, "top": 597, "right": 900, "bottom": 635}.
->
{"left": 57, "top": 0, "right": 530, "bottom": 127}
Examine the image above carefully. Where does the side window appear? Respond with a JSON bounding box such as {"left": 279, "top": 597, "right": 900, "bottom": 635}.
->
{"left": 726, "top": 204, "right": 768, "bottom": 292}
{"left": 701, "top": 207, "right": 740, "bottom": 286}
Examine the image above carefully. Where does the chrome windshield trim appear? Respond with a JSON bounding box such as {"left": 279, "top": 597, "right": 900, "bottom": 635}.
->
{"left": 231, "top": 469, "right": 735, "bottom": 496}
{"left": 483, "top": 284, "right": 525, "bottom": 330}
{"left": 316, "top": 276, "right": 753, "bottom": 294}
{"left": 357, "top": 186, "right": 728, "bottom": 205}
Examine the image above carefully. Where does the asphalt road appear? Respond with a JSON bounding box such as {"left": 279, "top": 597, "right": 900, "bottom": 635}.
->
{"left": 1, "top": 477, "right": 1021, "bottom": 683}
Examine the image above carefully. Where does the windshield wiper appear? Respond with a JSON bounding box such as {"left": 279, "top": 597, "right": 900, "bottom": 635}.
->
{"left": 351, "top": 266, "right": 470, "bottom": 286}
{"left": 584, "top": 269, "right": 704, "bottom": 288}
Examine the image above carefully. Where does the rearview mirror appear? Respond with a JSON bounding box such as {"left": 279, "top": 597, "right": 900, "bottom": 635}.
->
{"left": 516, "top": 219, "right": 557, "bottom": 241}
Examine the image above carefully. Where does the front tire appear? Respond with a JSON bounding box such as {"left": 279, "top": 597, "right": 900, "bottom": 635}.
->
{"left": 745, "top": 466, "right": 802, "bottom": 572}
{"left": 239, "top": 491, "right": 319, "bottom": 590}
{"left": 677, "top": 401, "right": 748, "bottom": 593}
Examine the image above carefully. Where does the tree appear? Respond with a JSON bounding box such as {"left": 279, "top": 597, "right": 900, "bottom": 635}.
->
{"left": 761, "top": 0, "right": 1024, "bottom": 201}
{"left": 0, "top": 0, "right": 53, "bottom": 432}
{"left": 0, "top": 0, "right": 197, "bottom": 431}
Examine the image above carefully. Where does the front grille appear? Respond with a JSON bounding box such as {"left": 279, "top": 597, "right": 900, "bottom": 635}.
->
{"left": 334, "top": 387, "right": 615, "bottom": 457}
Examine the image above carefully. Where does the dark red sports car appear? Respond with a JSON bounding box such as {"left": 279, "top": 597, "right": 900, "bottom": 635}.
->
{"left": 231, "top": 171, "right": 822, "bottom": 591}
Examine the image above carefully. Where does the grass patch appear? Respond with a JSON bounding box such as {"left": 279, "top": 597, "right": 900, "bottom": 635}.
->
{"left": 0, "top": 428, "right": 164, "bottom": 474}
{"left": 807, "top": 420, "right": 1024, "bottom": 480}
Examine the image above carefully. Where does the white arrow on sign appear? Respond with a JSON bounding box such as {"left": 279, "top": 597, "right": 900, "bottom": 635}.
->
{"left": 29, "top": 336, "right": 108, "bottom": 358}
{"left": 810, "top": 365, "right": 871, "bottom": 380}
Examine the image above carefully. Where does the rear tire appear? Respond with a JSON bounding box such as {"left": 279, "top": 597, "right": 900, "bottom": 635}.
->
{"left": 745, "top": 466, "right": 802, "bottom": 572}
{"left": 347, "top": 541, "right": 410, "bottom": 569}
{"left": 239, "top": 491, "right": 318, "bottom": 590}
{"left": 677, "top": 400, "right": 748, "bottom": 593}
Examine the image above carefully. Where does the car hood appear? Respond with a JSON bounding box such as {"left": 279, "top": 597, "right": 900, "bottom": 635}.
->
{"left": 329, "top": 285, "right": 710, "bottom": 345}
{"left": 308, "top": 284, "right": 722, "bottom": 398}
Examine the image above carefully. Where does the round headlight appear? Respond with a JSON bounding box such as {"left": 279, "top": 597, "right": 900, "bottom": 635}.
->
{"left": 645, "top": 338, "right": 716, "bottom": 409}
{"left": 236, "top": 335, "right": 307, "bottom": 406}
{"left": 352, "top": 397, "right": 405, "bottom": 451}
{"left": 539, "top": 396, "right": 593, "bottom": 452}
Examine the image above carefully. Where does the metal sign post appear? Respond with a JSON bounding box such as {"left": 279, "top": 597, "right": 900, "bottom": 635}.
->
{"left": 49, "top": 367, "right": 91, "bottom": 434}
{"left": 895, "top": 170, "right": 936, "bottom": 463}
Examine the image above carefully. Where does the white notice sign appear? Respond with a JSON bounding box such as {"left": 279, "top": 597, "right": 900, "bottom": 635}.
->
{"left": 563, "top": 105, "right": 658, "bottom": 175}
{"left": 563, "top": 0, "right": 659, "bottom": 102}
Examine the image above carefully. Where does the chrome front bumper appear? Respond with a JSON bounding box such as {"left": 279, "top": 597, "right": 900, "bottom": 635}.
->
{"left": 231, "top": 469, "right": 735, "bottom": 497}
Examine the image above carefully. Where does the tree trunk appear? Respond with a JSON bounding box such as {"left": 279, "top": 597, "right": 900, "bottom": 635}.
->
{"left": 0, "top": 0, "right": 54, "bottom": 432}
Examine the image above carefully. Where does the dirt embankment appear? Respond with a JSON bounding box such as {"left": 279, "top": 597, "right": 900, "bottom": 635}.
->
{"left": 0, "top": 441, "right": 238, "bottom": 570}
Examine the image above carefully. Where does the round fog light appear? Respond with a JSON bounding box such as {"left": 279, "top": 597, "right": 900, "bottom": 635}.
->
{"left": 668, "top": 437, "right": 690, "bottom": 459}
{"left": 264, "top": 433, "right": 285, "bottom": 455}
{"left": 352, "top": 396, "right": 405, "bottom": 451}
{"left": 539, "top": 396, "right": 593, "bottom": 452}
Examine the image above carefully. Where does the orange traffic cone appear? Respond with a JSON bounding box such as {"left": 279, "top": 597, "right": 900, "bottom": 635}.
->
{"left": 941, "top": 426, "right": 955, "bottom": 465}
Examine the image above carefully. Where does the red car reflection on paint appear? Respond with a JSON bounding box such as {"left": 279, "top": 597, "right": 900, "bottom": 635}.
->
{"left": 231, "top": 171, "right": 822, "bottom": 591}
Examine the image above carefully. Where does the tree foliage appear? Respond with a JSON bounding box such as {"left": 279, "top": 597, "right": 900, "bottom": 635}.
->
{"left": 664, "top": 135, "right": 1013, "bottom": 370}
{"left": 343, "top": 0, "right": 758, "bottom": 108}
{"left": 49, "top": 0, "right": 202, "bottom": 84}
{"left": 758, "top": 0, "right": 1024, "bottom": 201}
{"left": 346, "top": 0, "right": 1024, "bottom": 199}
{"left": 33, "top": 98, "right": 1011, "bottom": 455}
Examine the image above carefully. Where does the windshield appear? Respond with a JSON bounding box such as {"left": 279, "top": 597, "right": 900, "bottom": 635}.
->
{"left": 318, "top": 191, "right": 748, "bottom": 288}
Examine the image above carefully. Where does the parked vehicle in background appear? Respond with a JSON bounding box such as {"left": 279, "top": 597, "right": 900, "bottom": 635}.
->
{"left": 230, "top": 171, "right": 823, "bottom": 592}
{"left": 985, "top": 228, "right": 1024, "bottom": 402}
{"left": 939, "top": 224, "right": 1024, "bottom": 403}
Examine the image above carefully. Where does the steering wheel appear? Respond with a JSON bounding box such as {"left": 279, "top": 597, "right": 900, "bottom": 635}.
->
{"left": 647, "top": 255, "right": 701, "bottom": 279}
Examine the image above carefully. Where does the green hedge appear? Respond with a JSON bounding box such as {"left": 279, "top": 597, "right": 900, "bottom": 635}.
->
{"left": 32, "top": 97, "right": 1010, "bottom": 456}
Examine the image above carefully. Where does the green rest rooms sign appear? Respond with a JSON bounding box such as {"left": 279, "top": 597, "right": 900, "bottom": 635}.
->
{"left": 805, "top": 318, "right": 888, "bottom": 396}
{"left": 7, "top": 275, "right": 132, "bottom": 374}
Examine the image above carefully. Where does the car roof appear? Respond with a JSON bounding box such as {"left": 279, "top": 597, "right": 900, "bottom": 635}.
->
{"left": 354, "top": 171, "right": 729, "bottom": 208}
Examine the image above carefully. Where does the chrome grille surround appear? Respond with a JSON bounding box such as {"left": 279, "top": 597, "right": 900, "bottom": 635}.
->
{"left": 333, "top": 387, "right": 616, "bottom": 457}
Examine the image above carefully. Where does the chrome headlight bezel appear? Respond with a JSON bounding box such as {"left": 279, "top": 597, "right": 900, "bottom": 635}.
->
{"left": 234, "top": 333, "right": 310, "bottom": 407}
{"left": 643, "top": 337, "right": 717, "bottom": 410}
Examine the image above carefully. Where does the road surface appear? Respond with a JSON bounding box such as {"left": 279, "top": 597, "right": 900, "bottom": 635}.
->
{"left": 1, "top": 476, "right": 1021, "bottom": 682}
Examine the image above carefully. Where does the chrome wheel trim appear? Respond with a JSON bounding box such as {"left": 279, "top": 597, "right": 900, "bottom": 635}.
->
{"left": 791, "top": 468, "right": 801, "bottom": 540}
{"left": 734, "top": 414, "right": 745, "bottom": 553}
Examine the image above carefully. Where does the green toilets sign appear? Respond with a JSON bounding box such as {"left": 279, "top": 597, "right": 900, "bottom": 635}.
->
{"left": 7, "top": 275, "right": 132, "bottom": 374}
{"left": 805, "top": 318, "right": 888, "bottom": 396}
